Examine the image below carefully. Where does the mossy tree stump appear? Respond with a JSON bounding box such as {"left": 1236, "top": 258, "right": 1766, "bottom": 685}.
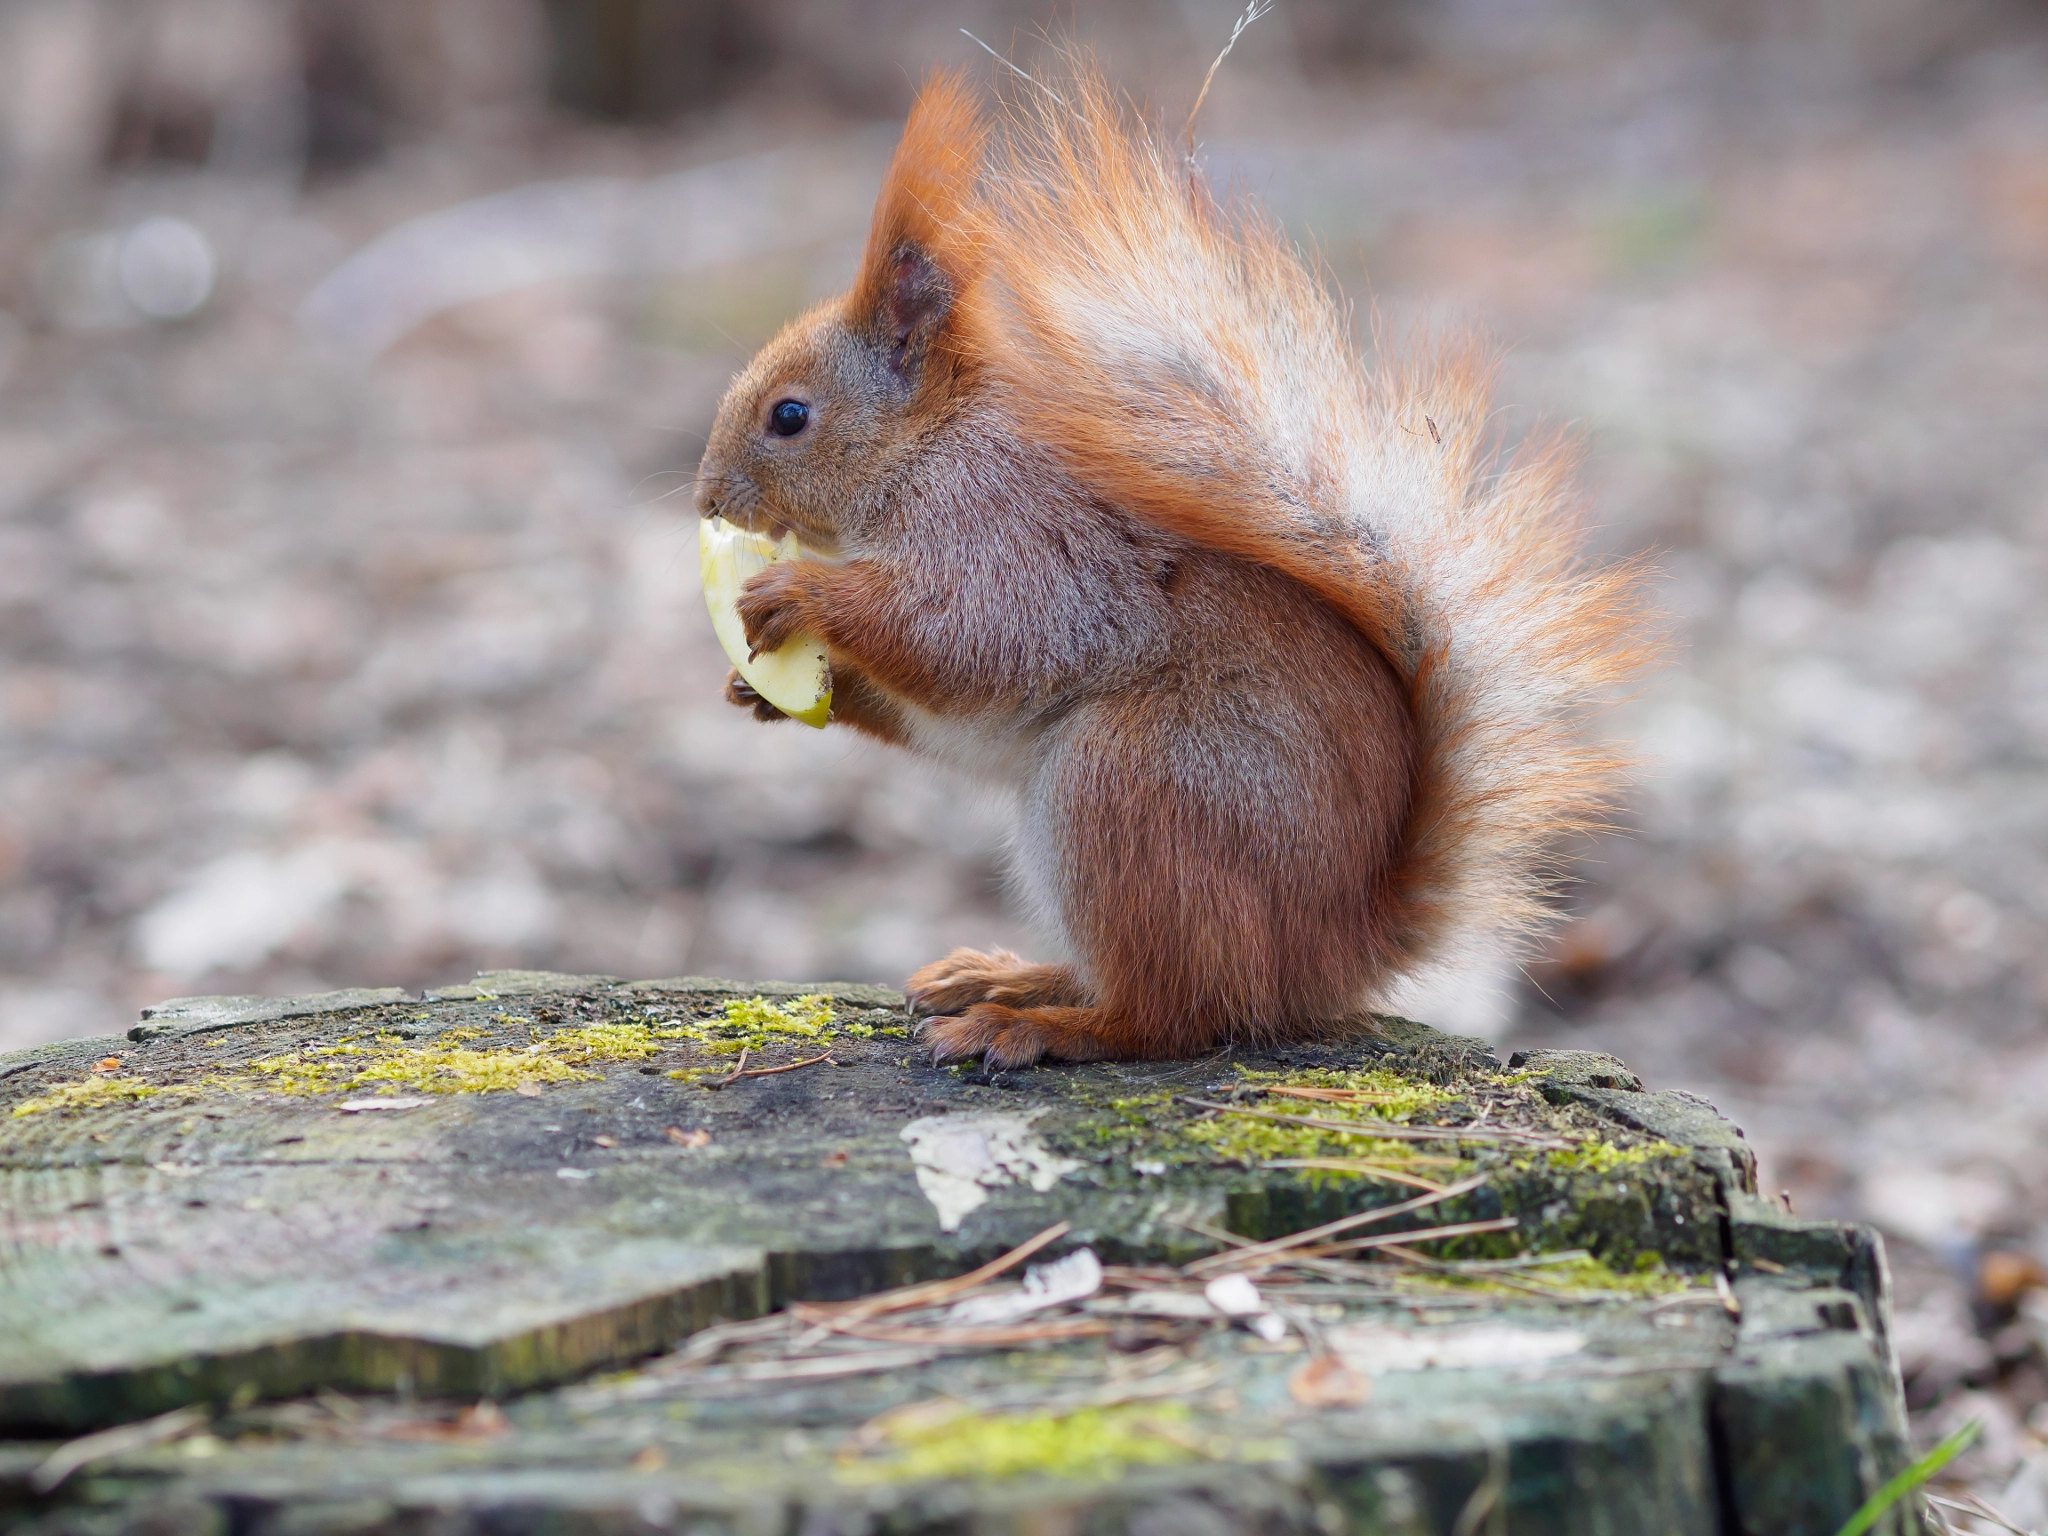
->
{"left": 0, "top": 973, "right": 1914, "bottom": 1534}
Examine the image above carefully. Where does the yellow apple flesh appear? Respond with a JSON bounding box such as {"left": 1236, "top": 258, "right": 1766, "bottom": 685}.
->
{"left": 698, "top": 516, "right": 832, "bottom": 729}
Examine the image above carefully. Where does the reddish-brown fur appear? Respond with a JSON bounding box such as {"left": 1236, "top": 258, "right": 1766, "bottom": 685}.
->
{"left": 694, "top": 65, "right": 1653, "bottom": 1069}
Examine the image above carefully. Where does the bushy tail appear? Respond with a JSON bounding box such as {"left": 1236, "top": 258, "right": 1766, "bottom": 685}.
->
{"left": 926, "top": 63, "right": 1656, "bottom": 997}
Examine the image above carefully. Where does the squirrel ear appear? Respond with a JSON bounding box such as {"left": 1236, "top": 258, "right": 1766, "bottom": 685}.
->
{"left": 877, "top": 243, "right": 953, "bottom": 378}
{"left": 851, "top": 72, "right": 983, "bottom": 383}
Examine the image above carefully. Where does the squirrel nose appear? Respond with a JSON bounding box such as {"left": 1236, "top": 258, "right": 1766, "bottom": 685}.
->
{"left": 692, "top": 473, "right": 723, "bottom": 519}
{"left": 696, "top": 471, "right": 762, "bottom": 526}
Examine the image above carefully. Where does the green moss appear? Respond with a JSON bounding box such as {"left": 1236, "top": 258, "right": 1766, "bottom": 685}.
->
{"left": 839, "top": 1404, "right": 1196, "bottom": 1485}
{"left": 1538, "top": 1139, "right": 1684, "bottom": 1174}
{"left": 239, "top": 1009, "right": 773, "bottom": 1097}
{"left": 543, "top": 1022, "right": 672, "bottom": 1062}
{"left": 1105, "top": 1091, "right": 1178, "bottom": 1125}
{"left": 246, "top": 1045, "right": 373, "bottom": 1096}
{"left": 191, "top": 1072, "right": 258, "bottom": 1095}
{"left": 1183, "top": 1115, "right": 1440, "bottom": 1164}
{"left": 1235, "top": 1066, "right": 1456, "bottom": 1120}
{"left": 722, "top": 994, "right": 835, "bottom": 1037}
{"left": 639, "top": 995, "right": 841, "bottom": 1056}
{"left": 1183, "top": 1068, "right": 1466, "bottom": 1170}
{"left": 10, "top": 1075, "right": 167, "bottom": 1117}
{"left": 352, "top": 1046, "right": 592, "bottom": 1095}
{"left": 664, "top": 1065, "right": 728, "bottom": 1084}
{"left": 1401, "top": 1250, "right": 1700, "bottom": 1299}
{"left": 8, "top": 998, "right": 839, "bottom": 1112}
{"left": 248, "top": 1039, "right": 592, "bottom": 1096}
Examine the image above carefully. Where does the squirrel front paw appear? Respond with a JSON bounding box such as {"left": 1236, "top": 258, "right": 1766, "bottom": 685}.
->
{"left": 722, "top": 667, "right": 787, "bottom": 722}
{"left": 735, "top": 563, "right": 812, "bottom": 659}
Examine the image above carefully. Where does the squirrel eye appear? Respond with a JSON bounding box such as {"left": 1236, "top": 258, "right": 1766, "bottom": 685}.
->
{"left": 768, "top": 399, "right": 809, "bottom": 437}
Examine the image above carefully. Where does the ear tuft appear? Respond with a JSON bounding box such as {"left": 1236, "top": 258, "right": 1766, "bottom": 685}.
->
{"left": 850, "top": 73, "right": 984, "bottom": 370}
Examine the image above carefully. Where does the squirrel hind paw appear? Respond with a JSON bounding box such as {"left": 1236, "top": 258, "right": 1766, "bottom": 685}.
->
{"left": 905, "top": 949, "right": 1083, "bottom": 1017}
{"left": 920, "top": 1003, "right": 1120, "bottom": 1070}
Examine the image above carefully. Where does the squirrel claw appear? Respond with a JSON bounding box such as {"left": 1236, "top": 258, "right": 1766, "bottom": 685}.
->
{"left": 905, "top": 947, "right": 1012, "bottom": 1016}
{"left": 722, "top": 667, "right": 787, "bottom": 722}
{"left": 919, "top": 1005, "right": 1062, "bottom": 1070}
{"left": 736, "top": 565, "right": 809, "bottom": 657}
{"left": 918, "top": 1013, "right": 994, "bottom": 1065}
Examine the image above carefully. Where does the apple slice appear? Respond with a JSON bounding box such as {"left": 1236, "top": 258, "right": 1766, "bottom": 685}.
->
{"left": 698, "top": 516, "right": 832, "bottom": 728}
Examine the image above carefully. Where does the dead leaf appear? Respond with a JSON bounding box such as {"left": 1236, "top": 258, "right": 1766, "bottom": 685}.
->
{"left": 947, "top": 1248, "right": 1102, "bottom": 1326}
{"left": 29, "top": 1405, "right": 209, "bottom": 1492}
{"left": 666, "top": 1126, "right": 711, "bottom": 1148}
{"left": 1204, "top": 1273, "right": 1287, "bottom": 1340}
{"left": 1204, "top": 1273, "right": 1265, "bottom": 1317}
{"left": 385, "top": 1400, "right": 509, "bottom": 1442}
{"left": 1289, "top": 1355, "right": 1370, "bottom": 1409}
{"left": 1980, "top": 1249, "right": 2048, "bottom": 1308}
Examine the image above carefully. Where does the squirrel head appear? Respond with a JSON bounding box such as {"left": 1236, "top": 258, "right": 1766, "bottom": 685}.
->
{"left": 695, "top": 75, "right": 985, "bottom": 556}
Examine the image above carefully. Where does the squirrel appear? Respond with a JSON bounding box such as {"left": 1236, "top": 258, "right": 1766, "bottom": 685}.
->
{"left": 693, "top": 65, "right": 1651, "bottom": 1069}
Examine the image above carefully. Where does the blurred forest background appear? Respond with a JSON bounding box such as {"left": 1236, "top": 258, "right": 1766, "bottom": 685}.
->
{"left": 2, "top": 0, "right": 2047, "bottom": 1516}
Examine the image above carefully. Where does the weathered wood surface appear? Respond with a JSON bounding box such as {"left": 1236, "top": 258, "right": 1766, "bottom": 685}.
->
{"left": 0, "top": 972, "right": 1915, "bottom": 1534}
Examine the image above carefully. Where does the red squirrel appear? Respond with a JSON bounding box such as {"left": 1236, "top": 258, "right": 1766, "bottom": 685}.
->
{"left": 693, "top": 67, "right": 1650, "bottom": 1069}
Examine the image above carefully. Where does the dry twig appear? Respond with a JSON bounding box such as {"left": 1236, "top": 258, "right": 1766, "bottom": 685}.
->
{"left": 1714, "top": 1271, "right": 1742, "bottom": 1318}
{"left": 1260, "top": 1085, "right": 1400, "bottom": 1105}
{"left": 1644, "top": 1291, "right": 1730, "bottom": 1312}
{"left": 1288, "top": 1217, "right": 1521, "bottom": 1262}
{"left": 1925, "top": 1492, "right": 2030, "bottom": 1536}
{"left": 1365, "top": 1241, "right": 1569, "bottom": 1299}
{"left": 662, "top": 1313, "right": 794, "bottom": 1367}
{"left": 801, "top": 1222, "right": 1074, "bottom": 1324}
{"left": 30, "top": 1407, "right": 210, "bottom": 1493}
{"left": 790, "top": 1313, "right": 1113, "bottom": 1348}
{"left": 1184, "top": 1175, "right": 1490, "bottom": 1273}
{"left": 730, "top": 1052, "right": 835, "bottom": 1079}
{"left": 707, "top": 1047, "right": 752, "bottom": 1087}
{"left": 1171, "top": 1216, "right": 1259, "bottom": 1250}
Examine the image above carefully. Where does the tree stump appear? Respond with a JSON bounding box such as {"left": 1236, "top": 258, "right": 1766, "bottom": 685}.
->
{"left": 1, "top": 973, "right": 1915, "bottom": 1534}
